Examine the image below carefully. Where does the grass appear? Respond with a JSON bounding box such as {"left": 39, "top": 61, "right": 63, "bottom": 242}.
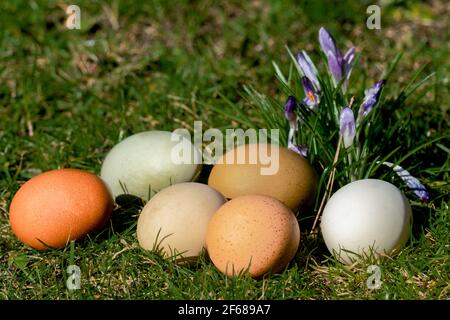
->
{"left": 0, "top": 0, "right": 449, "bottom": 299}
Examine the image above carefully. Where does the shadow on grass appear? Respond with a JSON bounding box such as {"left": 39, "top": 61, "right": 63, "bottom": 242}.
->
{"left": 196, "top": 164, "right": 213, "bottom": 184}
{"left": 92, "top": 194, "right": 144, "bottom": 243}
{"left": 410, "top": 204, "right": 432, "bottom": 240}
{"left": 111, "top": 194, "right": 145, "bottom": 233}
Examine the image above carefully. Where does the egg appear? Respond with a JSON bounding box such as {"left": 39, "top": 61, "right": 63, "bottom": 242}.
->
{"left": 208, "top": 143, "right": 318, "bottom": 211}
{"left": 320, "top": 179, "right": 412, "bottom": 264}
{"left": 206, "top": 195, "right": 300, "bottom": 278}
{"left": 137, "top": 182, "right": 226, "bottom": 259}
{"left": 9, "top": 168, "right": 113, "bottom": 250}
{"left": 101, "top": 131, "right": 201, "bottom": 201}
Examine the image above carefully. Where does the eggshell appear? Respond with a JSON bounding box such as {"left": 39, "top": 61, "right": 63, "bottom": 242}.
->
{"left": 101, "top": 131, "right": 201, "bottom": 201}
{"left": 137, "top": 182, "right": 226, "bottom": 259}
{"left": 206, "top": 195, "right": 300, "bottom": 278}
{"left": 320, "top": 179, "right": 412, "bottom": 264}
{"left": 208, "top": 143, "right": 318, "bottom": 211}
{"left": 9, "top": 168, "right": 113, "bottom": 250}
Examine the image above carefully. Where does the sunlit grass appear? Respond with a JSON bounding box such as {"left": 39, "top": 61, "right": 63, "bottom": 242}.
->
{"left": 0, "top": 0, "right": 448, "bottom": 300}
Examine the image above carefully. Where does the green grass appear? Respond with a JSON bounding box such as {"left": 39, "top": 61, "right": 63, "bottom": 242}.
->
{"left": 0, "top": 0, "right": 449, "bottom": 299}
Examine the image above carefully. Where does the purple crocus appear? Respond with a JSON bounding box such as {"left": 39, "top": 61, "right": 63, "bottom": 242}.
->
{"left": 297, "top": 51, "right": 320, "bottom": 91}
{"left": 382, "top": 161, "right": 430, "bottom": 203}
{"left": 284, "top": 95, "right": 298, "bottom": 129}
{"left": 284, "top": 96, "right": 307, "bottom": 158}
{"left": 339, "top": 107, "right": 356, "bottom": 148}
{"left": 319, "top": 27, "right": 355, "bottom": 89}
{"left": 357, "top": 80, "right": 386, "bottom": 122}
{"left": 302, "top": 76, "right": 320, "bottom": 112}
{"left": 285, "top": 96, "right": 298, "bottom": 151}
{"left": 288, "top": 143, "right": 308, "bottom": 158}
{"left": 342, "top": 47, "right": 355, "bottom": 82}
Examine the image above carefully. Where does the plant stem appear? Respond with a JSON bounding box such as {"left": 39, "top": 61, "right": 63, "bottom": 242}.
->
{"left": 347, "top": 152, "right": 355, "bottom": 181}
{"left": 310, "top": 135, "right": 343, "bottom": 234}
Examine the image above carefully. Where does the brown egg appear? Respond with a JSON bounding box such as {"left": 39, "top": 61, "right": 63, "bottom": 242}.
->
{"left": 208, "top": 143, "right": 318, "bottom": 212}
{"left": 9, "top": 168, "right": 113, "bottom": 250}
{"left": 206, "top": 195, "right": 300, "bottom": 278}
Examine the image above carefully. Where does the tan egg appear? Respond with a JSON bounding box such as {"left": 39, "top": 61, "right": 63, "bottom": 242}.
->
{"left": 206, "top": 195, "right": 300, "bottom": 278}
{"left": 208, "top": 143, "right": 318, "bottom": 212}
{"left": 137, "top": 182, "right": 226, "bottom": 260}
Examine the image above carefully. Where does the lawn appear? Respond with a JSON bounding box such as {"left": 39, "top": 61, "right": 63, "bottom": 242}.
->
{"left": 0, "top": 0, "right": 448, "bottom": 299}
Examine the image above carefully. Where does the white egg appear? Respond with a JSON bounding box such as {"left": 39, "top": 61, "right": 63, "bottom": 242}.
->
{"left": 101, "top": 131, "right": 201, "bottom": 201}
{"left": 137, "top": 182, "right": 226, "bottom": 259}
{"left": 320, "top": 179, "right": 412, "bottom": 264}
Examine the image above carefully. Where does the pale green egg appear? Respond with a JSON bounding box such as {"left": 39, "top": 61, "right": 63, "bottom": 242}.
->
{"left": 101, "top": 131, "right": 201, "bottom": 201}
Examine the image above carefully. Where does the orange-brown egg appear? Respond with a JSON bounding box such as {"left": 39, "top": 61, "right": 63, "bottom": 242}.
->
{"left": 206, "top": 194, "right": 300, "bottom": 278}
{"left": 9, "top": 168, "right": 113, "bottom": 250}
{"left": 208, "top": 143, "right": 318, "bottom": 212}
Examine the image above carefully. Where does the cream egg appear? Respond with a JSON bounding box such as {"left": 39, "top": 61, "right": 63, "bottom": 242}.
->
{"left": 137, "top": 182, "right": 225, "bottom": 259}
{"left": 101, "top": 131, "right": 201, "bottom": 201}
{"left": 320, "top": 179, "right": 412, "bottom": 264}
{"left": 206, "top": 195, "right": 300, "bottom": 278}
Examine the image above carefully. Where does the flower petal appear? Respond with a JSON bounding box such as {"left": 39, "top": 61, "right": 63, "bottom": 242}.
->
{"left": 302, "top": 76, "right": 320, "bottom": 112}
{"left": 319, "top": 27, "right": 342, "bottom": 62}
{"left": 288, "top": 142, "right": 308, "bottom": 158}
{"left": 357, "top": 79, "right": 386, "bottom": 121}
{"left": 339, "top": 107, "right": 356, "bottom": 148}
{"left": 297, "top": 51, "right": 320, "bottom": 91}
{"left": 343, "top": 47, "right": 355, "bottom": 81}
{"left": 284, "top": 95, "right": 298, "bottom": 126}
{"left": 382, "top": 162, "right": 430, "bottom": 203}
{"left": 327, "top": 50, "right": 343, "bottom": 84}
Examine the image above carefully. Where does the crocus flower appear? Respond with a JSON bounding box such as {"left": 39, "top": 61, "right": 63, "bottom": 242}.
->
{"left": 288, "top": 142, "right": 308, "bottom": 158}
{"left": 297, "top": 51, "right": 320, "bottom": 91}
{"left": 342, "top": 47, "right": 355, "bottom": 83}
{"left": 284, "top": 95, "right": 298, "bottom": 129}
{"left": 339, "top": 107, "right": 356, "bottom": 148}
{"left": 357, "top": 80, "right": 386, "bottom": 122}
{"left": 302, "top": 76, "right": 320, "bottom": 112}
{"left": 319, "top": 27, "right": 355, "bottom": 89}
{"left": 382, "top": 161, "right": 430, "bottom": 203}
{"left": 285, "top": 95, "right": 299, "bottom": 150}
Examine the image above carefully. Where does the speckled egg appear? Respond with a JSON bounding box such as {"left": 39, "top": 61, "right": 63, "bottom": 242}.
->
{"left": 206, "top": 194, "right": 300, "bottom": 278}
{"left": 208, "top": 143, "right": 318, "bottom": 212}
